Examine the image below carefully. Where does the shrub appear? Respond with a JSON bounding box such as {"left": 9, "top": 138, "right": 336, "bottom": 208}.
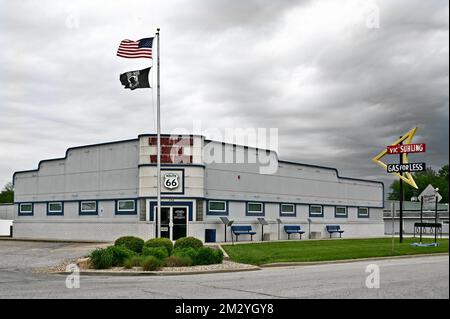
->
{"left": 194, "top": 247, "right": 224, "bottom": 265}
{"left": 123, "top": 256, "right": 142, "bottom": 269}
{"left": 173, "top": 247, "right": 199, "bottom": 261}
{"left": 213, "top": 248, "right": 224, "bottom": 264}
{"left": 90, "top": 248, "right": 113, "bottom": 269}
{"left": 144, "top": 238, "right": 174, "bottom": 256}
{"left": 142, "top": 246, "right": 169, "bottom": 260}
{"left": 174, "top": 237, "right": 203, "bottom": 250}
{"left": 123, "top": 259, "right": 133, "bottom": 269}
{"left": 141, "top": 256, "right": 163, "bottom": 271}
{"left": 164, "top": 255, "right": 193, "bottom": 267}
{"left": 114, "top": 236, "right": 144, "bottom": 253}
{"left": 106, "top": 245, "right": 135, "bottom": 267}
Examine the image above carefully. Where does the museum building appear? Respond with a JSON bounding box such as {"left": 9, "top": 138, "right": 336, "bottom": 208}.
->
{"left": 12, "top": 134, "right": 384, "bottom": 242}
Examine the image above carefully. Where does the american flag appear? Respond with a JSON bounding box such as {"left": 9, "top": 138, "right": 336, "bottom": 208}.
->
{"left": 117, "top": 37, "right": 153, "bottom": 59}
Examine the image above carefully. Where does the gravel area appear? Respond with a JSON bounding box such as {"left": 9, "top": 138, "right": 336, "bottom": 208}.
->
{"left": 33, "top": 258, "right": 80, "bottom": 273}
{"left": 159, "top": 260, "right": 258, "bottom": 272}
{"left": 34, "top": 258, "right": 259, "bottom": 274}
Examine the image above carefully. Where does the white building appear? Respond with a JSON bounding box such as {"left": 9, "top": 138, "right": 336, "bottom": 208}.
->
{"left": 12, "top": 134, "right": 385, "bottom": 242}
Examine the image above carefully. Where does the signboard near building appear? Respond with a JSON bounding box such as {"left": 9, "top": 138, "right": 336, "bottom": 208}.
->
{"left": 386, "top": 143, "right": 426, "bottom": 154}
{"left": 372, "top": 127, "right": 427, "bottom": 243}
{"left": 418, "top": 184, "right": 442, "bottom": 244}
{"left": 387, "top": 163, "right": 426, "bottom": 173}
{"left": 419, "top": 184, "right": 442, "bottom": 204}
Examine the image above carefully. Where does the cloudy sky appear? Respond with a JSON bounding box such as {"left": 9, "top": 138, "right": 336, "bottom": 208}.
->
{"left": 0, "top": 0, "right": 448, "bottom": 193}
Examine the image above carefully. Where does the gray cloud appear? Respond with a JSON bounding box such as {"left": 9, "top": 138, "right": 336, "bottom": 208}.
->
{"left": 0, "top": 0, "right": 448, "bottom": 196}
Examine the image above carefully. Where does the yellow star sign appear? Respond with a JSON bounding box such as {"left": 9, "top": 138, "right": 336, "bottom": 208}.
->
{"left": 372, "top": 127, "right": 419, "bottom": 189}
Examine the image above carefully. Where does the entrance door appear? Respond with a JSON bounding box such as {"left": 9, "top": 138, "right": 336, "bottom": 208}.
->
{"left": 155, "top": 206, "right": 188, "bottom": 241}
{"left": 172, "top": 207, "right": 187, "bottom": 241}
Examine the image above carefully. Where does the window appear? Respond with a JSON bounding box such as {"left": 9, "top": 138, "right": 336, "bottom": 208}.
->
{"left": 280, "top": 203, "right": 295, "bottom": 216}
{"left": 335, "top": 206, "right": 347, "bottom": 218}
{"left": 19, "top": 203, "right": 33, "bottom": 215}
{"left": 47, "top": 202, "right": 63, "bottom": 215}
{"left": 80, "top": 201, "right": 97, "bottom": 215}
{"left": 118, "top": 200, "right": 135, "bottom": 211}
{"left": 358, "top": 207, "right": 369, "bottom": 218}
{"left": 309, "top": 205, "right": 323, "bottom": 217}
{"left": 116, "top": 200, "right": 136, "bottom": 214}
{"left": 246, "top": 202, "right": 264, "bottom": 216}
{"left": 207, "top": 200, "right": 227, "bottom": 215}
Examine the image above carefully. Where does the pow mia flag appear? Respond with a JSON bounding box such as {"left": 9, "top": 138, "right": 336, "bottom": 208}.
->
{"left": 119, "top": 67, "right": 151, "bottom": 90}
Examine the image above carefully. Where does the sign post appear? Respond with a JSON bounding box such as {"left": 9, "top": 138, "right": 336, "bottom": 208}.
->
{"left": 434, "top": 194, "right": 438, "bottom": 243}
{"left": 398, "top": 140, "right": 404, "bottom": 243}
{"left": 419, "top": 196, "right": 423, "bottom": 243}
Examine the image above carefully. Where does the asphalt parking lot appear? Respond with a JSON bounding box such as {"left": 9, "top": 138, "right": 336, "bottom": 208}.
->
{"left": 0, "top": 240, "right": 448, "bottom": 299}
{"left": 0, "top": 239, "right": 106, "bottom": 270}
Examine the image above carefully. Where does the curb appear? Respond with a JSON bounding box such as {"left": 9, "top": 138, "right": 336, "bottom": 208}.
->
{"left": 259, "top": 252, "right": 449, "bottom": 268}
{"left": 217, "top": 244, "right": 230, "bottom": 259}
{"left": 219, "top": 237, "right": 394, "bottom": 246}
{"left": 53, "top": 266, "right": 261, "bottom": 277}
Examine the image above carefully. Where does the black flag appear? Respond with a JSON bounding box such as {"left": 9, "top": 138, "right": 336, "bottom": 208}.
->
{"left": 119, "top": 67, "right": 151, "bottom": 90}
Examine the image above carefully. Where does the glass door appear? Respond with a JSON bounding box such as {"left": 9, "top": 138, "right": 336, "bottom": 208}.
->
{"left": 155, "top": 206, "right": 188, "bottom": 240}
{"left": 172, "top": 207, "right": 187, "bottom": 241}
{"left": 159, "top": 207, "right": 171, "bottom": 239}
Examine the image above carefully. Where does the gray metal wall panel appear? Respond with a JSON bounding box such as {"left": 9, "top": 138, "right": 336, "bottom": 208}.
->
{"left": 204, "top": 142, "right": 383, "bottom": 210}
{"left": 14, "top": 141, "right": 139, "bottom": 202}
{"left": 0, "top": 204, "right": 15, "bottom": 220}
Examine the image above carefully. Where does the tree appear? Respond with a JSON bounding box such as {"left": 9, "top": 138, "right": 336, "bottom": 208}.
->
{"left": 439, "top": 164, "right": 449, "bottom": 180}
{"left": 388, "top": 164, "right": 449, "bottom": 203}
{"left": 437, "top": 164, "right": 449, "bottom": 203}
{"left": 0, "top": 182, "right": 14, "bottom": 203}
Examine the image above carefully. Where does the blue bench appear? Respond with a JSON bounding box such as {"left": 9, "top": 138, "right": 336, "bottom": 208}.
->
{"left": 284, "top": 225, "right": 305, "bottom": 239}
{"left": 326, "top": 225, "right": 344, "bottom": 238}
{"left": 231, "top": 225, "right": 257, "bottom": 242}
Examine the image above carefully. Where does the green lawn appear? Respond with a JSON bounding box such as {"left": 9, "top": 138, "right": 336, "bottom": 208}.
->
{"left": 222, "top": 238, "right": 449, "bottom": 265}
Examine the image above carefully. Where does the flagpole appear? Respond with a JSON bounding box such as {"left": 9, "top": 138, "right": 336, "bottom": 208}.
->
{"left": 156, "top": 28, "right": 161, "bottom": 238}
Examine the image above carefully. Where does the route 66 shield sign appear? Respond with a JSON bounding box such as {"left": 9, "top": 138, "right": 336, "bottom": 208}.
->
{"left": 163, "top": 173, "right": 179, "bottom": 190}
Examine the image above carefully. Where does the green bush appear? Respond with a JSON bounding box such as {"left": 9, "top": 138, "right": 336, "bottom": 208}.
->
{"left": 114, "top": 236, "right": 144, "bottom": 253}
{"left": 106, "top": 246, "right": 135, "bottom": 267}
{"left": 144, "top": 238, "right": 174, "bottom": 256}
{"left": 214, "top": 248, "right": 224, "bottom": 264}
{"left": 173, "top": 247, "right": 199, "bottom": 261}
{"left": 141, "top": 256, "right": 163, "bottom": 271}
{"left": 164, "top": 255, "right": 193, "bottom": 267}
{"left": 90, "top": 248, "right": 113, "bottom": 269}
{"left": 123, "top": 259, "right": 133, "bottom": 269}
{"left": 123, "top": 256, "right": 142, "bottom": 269}
{"left": 142, "top": 246, "right": 169, "bottom": 260}
{"left": 194, "top": 247, "right": 224, "bottom": 265}
{"left": 174, "top": 237, "right": 203, "bottom": 250}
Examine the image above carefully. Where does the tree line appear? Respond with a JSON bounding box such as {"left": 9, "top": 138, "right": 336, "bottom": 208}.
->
{"left": 0, "top": 182, "right": 14, "bottom": 203}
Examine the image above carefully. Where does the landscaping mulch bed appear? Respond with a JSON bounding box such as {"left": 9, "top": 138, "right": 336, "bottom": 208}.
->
{"left": 34, "top": 258, "right": 259, "bottom": 275}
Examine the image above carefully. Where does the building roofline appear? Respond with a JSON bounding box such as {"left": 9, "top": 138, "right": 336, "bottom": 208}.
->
{"left": 12, "top": 134, "right": 384, "bottom": 193}
{"left": 138, "top": 133, "right": 204, "bottom": 138}
{"left": 12, "top": 138, "right": 139, "bottom": 185}
{"left": 204, "top": 138, "right": 384, "bottom": 187}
